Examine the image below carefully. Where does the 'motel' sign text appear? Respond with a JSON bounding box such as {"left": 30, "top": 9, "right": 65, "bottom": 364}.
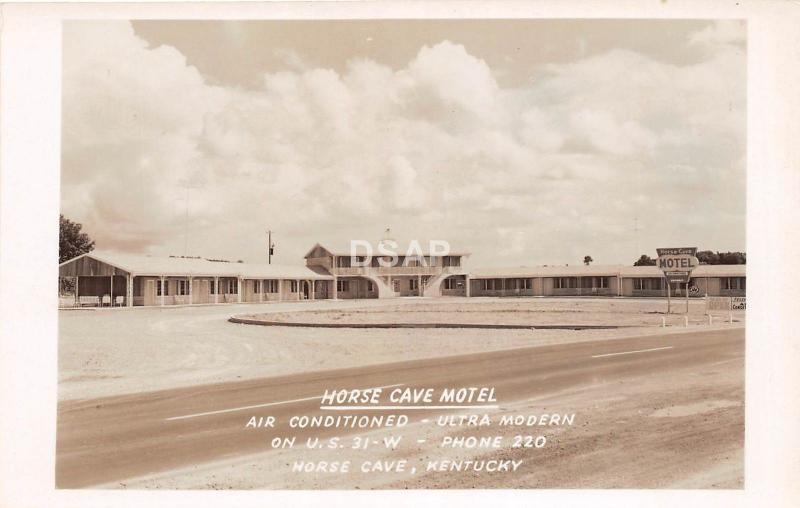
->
{"left": 656, "top": 247, "right": 699, "bottom": 271}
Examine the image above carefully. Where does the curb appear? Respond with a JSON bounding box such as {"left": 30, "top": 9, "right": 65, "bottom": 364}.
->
{"left": 228, "top": 316, "right": 625, "bottom": 330}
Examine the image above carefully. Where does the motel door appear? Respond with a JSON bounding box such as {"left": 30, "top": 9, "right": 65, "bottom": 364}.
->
{"left": 144, "top": 279, "right": 156, "bottom": 306}
{"left": 302, "top": 281, "right": 310, "bottom": 300}
{"left": 198, "top": 279, "right": 208, "bottom": 304}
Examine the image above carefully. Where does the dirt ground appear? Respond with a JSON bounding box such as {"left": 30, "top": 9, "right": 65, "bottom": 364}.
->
{"left": 58, "top": 297, "right": 744, "bottom": 401}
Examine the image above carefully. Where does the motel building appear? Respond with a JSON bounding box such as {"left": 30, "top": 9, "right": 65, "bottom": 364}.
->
{"left": 58, "top": 251, "right": 333, "bottom": 307}
{"left": 466, "top": 264, "right": 746, "bottom": 298}
{"left": 58, "top": 244, "right": 746, "bottom": 307}
{"left": 304, "top": 242, "right": 470, "bottom": 299}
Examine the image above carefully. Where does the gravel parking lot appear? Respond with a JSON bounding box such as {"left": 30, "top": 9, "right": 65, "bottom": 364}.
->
{"left": 59, "top": 297, "right": 744, "bottom": 401}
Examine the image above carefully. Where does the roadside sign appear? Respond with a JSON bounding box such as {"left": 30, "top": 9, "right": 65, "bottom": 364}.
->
{"left": 665, "top": 271, "right": 691, "bottom": 283}
{"left": 656, "top": 247, "right": 699, "bottom": 272}
{"left": 706, "top": 296, "right": 746, "bottom": 312}
{"left": 707, "top": 296, "right": 731, "bottom": 312}
{"left": 656, "top": 247, "right": 699, "bottom": 314}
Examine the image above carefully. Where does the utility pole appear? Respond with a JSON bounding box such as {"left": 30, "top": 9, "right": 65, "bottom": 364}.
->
{"left": 267, "top": 230, "right": 275, "bottom": 264}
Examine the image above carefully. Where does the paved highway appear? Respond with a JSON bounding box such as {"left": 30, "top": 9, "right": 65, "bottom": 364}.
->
{"left": 56, "top": 327, "right": 744, "bottom": 488}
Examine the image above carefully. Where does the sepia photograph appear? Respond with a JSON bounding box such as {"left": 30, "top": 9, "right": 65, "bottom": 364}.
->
{"left": 3, "top": 2, "right": 800, "bottom": 507}
{"left": 53, "top": 17, "right": 748, "bottom": 490}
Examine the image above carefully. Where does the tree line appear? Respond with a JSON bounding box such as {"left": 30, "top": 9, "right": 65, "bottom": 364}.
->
{"left": 633, "top": 251, "right": 746, "bottom": 266}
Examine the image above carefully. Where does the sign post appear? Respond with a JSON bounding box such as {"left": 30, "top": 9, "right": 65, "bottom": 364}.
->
{"left": 657, "top": 247, "right": 699, "bottom": 316}
{"left": 686, "top": 281, "right": 690, "bottom": 313}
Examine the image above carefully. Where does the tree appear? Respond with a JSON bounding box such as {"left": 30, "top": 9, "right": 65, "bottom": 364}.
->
{"left": 636, "top": 250, "right": 746, "bottom": 267}
{"left": 697, "top": 250, "right": 746, "bottom": 265}
{"left": 59, "top": 214, "right": 94, "bottom": 263}
{"left": 583, "top": 255, "right": 593, "bottom": 265}
{"left": 633, "top": 254, "right": 657, "bottom": 266}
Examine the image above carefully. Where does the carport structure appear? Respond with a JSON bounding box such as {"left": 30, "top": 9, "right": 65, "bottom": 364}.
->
{"left": 58, "top": 251, "right": 334, "bottom": 307}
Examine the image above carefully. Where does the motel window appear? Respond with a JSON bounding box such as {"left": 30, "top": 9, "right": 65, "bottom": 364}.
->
{"left": 482, "top": 278, "right": 503, "bottom": 291}
{"left": 554, "top": 277, "right": 577, "bottom": 289}
{"left": 336, "top": 257, "right": 351, "bottom": 268}
{"left": 582, "top": 277, "right": 609, "bottom": 289}
{"left": 442, "top": 256, "right": 461, "bottom": 267}
{"left": 367, "top": 281, "right": 374, "bottom": 292}
{"left": 635, "top": 278, "right": 663, "bottom": 291}
{"left": 290, "top": 280, "right": 298, "bottom": 292}
{"left": 516, "top": 278, "right": 532, "bottom": 290}
{"left": 253, "top": 280, "right": 260, "bottom": 294}
{"left": 209, "top": 280, "right": 216, "bottom": 295}
{"left": 265, "top": 280, "right": 278, "bottom": 293}
{"left": 443, "top": 278, "right": 455, "bottom": 290}
{"left": 227, "top": 279, "right": 238, "bottom": 294}
{"left": 157, "top": 279, "right": 168, "bottom": 296}
{"left": 337, "top": 280, "right": 349, "bottom": 292}
{"left": 481, "top": 279, "right": 498, "bottom": 291}
{"left": 410, "top": 279, "right": 418, "bottom": 290}
{"left": 177, "top": 280, "right": 189, "bottom": 296}
{"left": 724, "top": 277, "right": 746, "bottom": 290}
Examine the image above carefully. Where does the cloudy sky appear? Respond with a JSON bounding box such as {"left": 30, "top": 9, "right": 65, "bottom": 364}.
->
{"left": 61, "top": 19, "right": 746, "bottom": 267}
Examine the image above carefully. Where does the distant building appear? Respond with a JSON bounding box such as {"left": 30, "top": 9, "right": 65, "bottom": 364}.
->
{"left": 466, "top": 264, "right": 745, "bottom": 298}
{"left": 59, "top": 251, "right": 332, "bottom": 307}
{"left": 303, "top": 241, "right": 470, "bottom": 298}
{"left": 58, "top": 243, "right": 745, "bottom": 307}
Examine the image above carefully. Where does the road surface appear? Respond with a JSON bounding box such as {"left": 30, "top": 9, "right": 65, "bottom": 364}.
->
{"left": 56, "top": 327, "right": 744, "bottom": 488}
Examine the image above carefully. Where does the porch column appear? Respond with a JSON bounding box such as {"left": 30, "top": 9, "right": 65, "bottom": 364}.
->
{"left": 465, "top": 275, "right": 471, "bottom": 297}
{"left": 260, "top": 280, "right": 264, "bottom": 303}
{"left": 214, "top": 276, "right": 219, "bottom": 304}
{"left": 237, "top": 277, "right": 242, "bottom": 303}
{"left": 127, "top": 274, "right": 133, "bottom": 307}
{"left": 188, "top": 276, "right": 193, "bottom": 305}
{"left": 418, "top": 275, "right": 422, "bottom": 296}
{"left": 160, "top": 275, "right": 165, "bottom": 306}
{"left": 310, "top": 280, "right": 315, "bottom": 300}
{"left": 297, "top": 279, "right": 301, "bottom": 300}
{"left": 278, "top": 279, "right": 284, "bottom": 302}
{"left": 332, "top": 277, "right": 338, "bottom": 300}
{"left": 75, "top": 276, "right": 79, "bottom": 306}
{"left": 109, "top": 275, "right": 114, "bottom": 307}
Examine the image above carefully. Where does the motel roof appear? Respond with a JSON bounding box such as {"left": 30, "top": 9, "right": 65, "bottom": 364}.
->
{"left": 59, "top": 251, "right": 333, "bottom": 280}
{"left": 469, "top": 264, "right": 747, "bottom": 279}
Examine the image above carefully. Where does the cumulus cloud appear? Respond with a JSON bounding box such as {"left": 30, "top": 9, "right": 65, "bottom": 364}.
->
{"left": 61, "top": 21, "right": 745, "bottom": 266}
